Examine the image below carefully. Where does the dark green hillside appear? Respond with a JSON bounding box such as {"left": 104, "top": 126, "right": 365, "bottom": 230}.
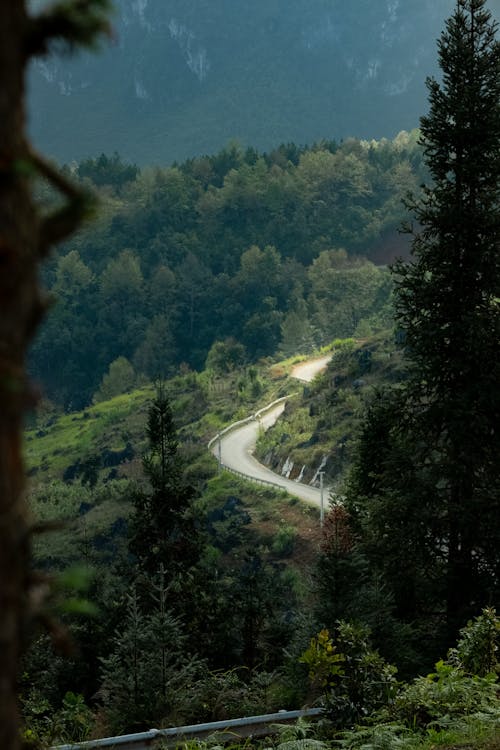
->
{"left": 255, "top": 334, "right": 406, "bottom": 490}
{"left": 26, "top": 334, "right": 399, "bottom": 572}
{"left": 30, "top": 134, "right": 420, "bottom": 410}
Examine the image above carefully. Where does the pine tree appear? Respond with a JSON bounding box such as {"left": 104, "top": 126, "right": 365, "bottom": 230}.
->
{"left": 129, "top": 385, "right": 201, "bottom": 582}
{"left": 393, "top": 0, "right": 500, "bottom": 637}
{"left": 349, "top": 0, "right": 500, "bottom": 650}
{"left": 99, "top": 578, "right": 201, "bottom": 732}
{"left": 0, "top": 3, "right": 110, "bottom": 748}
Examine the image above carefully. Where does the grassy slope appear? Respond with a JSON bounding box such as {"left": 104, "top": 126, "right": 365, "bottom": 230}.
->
{"left": 256, "top": 332, "right": 406, "bottom": 492}
{"left": 26, "top": 334, "right": 404, "bottom": 575}
{"left": 26, "top": 356, "right": 321, "bottom": 570}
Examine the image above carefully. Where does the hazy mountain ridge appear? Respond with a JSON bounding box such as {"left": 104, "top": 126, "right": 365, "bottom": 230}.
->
{"left": 27, "top": 0, "right": 471, "bottom": 165}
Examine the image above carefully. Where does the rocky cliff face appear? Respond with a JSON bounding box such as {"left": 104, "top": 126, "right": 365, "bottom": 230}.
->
{"left": 28, "top": 0, "right": 486, "bottom": 164}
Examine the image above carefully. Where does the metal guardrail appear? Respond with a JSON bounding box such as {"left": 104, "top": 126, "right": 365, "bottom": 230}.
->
{"left": 207, "top": 396, "right": 292, "bottom": 451}
{"left": 219, "top": 462, "right": 289, "bottom": 492}
{"left": 52, "top": 708, "right": 323, "bottom": 750}
{"left": 207, "top": 396, "right": 298, "bottom": 493}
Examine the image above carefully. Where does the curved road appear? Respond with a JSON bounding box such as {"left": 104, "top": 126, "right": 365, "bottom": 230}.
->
{"left": 212, "top": 355, "right": 332, "bottom": 507}
{"left": 291, "top": 354, "right": 332, "bottom": 383}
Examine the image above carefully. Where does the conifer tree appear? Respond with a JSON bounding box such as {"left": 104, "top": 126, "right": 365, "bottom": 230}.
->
{"left": 129, "top": 385, "right": 201, "bottom": 582}
{"left": 393, "top": 0, "right": 500, "bottom": 636}
{"left": 0, "top": 3, "right": 110, "bottom": 748}
{"left": 348, "top": 0, "right": 500, "bottom": 651}
{"left": 99, "top": 579, "right": 201, "bottom": 733}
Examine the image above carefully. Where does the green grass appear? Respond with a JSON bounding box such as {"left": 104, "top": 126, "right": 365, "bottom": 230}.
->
{"left": 25, "top": 336, "right": 400, "bottom": 567}
{"left": 25, "top": 385, "right": 154, "bottom": 480}
{"left": 30, "top": 478, "right": 133, "bottom": 566}
{"left": 255, "top": 332, "right": 405, "bottom": 491}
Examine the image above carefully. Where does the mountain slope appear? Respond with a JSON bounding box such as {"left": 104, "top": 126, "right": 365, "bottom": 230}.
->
{"left": 27, "top": 0, "right": 473, "bottom": 165}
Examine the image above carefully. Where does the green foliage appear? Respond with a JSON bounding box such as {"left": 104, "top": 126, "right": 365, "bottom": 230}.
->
{"left": 206, "top": 339, "right": 247, "bottom": 375}
{"left": 30, "top": 133, "right": 423, "bottom": 409}
{"left": 185, "top": 669, "right": 291, "bottom": 722}
{"left": 301, "top": 623, "right": 398, "bottom": 728}
{"left": 53, "top": 691, "right": 94, "bottom": 743}
{"left": 447, "top": 608, "right": 500, "bottom": 678}
{"left": 300, "top": 629, "right": 345, "bottom": 689}
{"left": 390, "top": 660, "right": 498, "bottom": 730}
{"left": 255, "top": 335, "right": 403, "bottom": 493}
{"left": 269, "top": 717, "right": 327, "bottom": 749}
{"left": 29, "top": 478, "right": 133, "bottom": 565}
{"left": 308, "top": 255, "right": 391, "bottom": 342}
{"left": 22, "top": 690, "right": 94, "bottom": 746}
{"left": 271, "top": 526, "right": 297, "bottom": 558}
{"left": 77, "top": 152, "right": 139, "bottom": 190}
{"left": 93, "top": 356, "right": 136, "bottom": 402}
{"left": 336, "top": 723, "right": 416, "bottom": 750}
{"left": 385, "top": 0, "right": 500, "bottom": 636}
{"left": 99, "top": 586, "right": 203, "bottom": 732}
{"left": 129, "top": 385, "right": 202, "bottom": 580}
{"left": 53, "top": 565, "right": 99, "bottom": 616}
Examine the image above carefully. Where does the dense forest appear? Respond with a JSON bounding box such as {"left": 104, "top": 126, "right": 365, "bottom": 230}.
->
{"left": 31, "top": 131, "right": 424, "bottom": 409}
{"left": 0, "top": 1, "right": 499, "bottom": 750}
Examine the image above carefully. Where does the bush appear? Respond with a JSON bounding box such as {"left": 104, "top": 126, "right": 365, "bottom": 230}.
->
{"left": 272, "top": 526, "right": 297, "bottom": 557}
{"left": 300, "top": 622, "right": 398, "bottom": 728}
{"left": 391, "top": 660, "right": 498, "bottom": 729}
{"left": 447, "top": 607, "right": 500, "bottom": 677}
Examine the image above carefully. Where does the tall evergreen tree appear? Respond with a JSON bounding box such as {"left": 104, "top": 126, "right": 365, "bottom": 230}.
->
{"left": 99, "top": 579, "right": 201, "bottom": 733}
{"left": 394, "top": 0, "right": 500, "bottom": 636}
{"left": 348, "top": 0, "right": 500, "bottom": 650}
{"left": 129, "top": 385, "right": 201, "bottom": 582}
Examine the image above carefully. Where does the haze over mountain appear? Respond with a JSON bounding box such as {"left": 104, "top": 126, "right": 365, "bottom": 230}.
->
{"left": 28, "top": 0, "right": 496, "bottom": 165}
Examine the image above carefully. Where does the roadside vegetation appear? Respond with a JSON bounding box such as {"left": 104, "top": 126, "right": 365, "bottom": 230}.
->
{"left": 16, "top": 1, "right": 500, "bottom": 748}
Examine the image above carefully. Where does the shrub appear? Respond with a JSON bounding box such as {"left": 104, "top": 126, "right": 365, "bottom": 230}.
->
{"left": 272, "top": 526, "right": 297, "bottom": 557}
{"left": 300, "top": 622, "right": 398, "bottom": 728}
{"left": 391, "top": 660, "right": 498, "bottom": 729}
{"left": 447, "top": 607, "right": 500, "bottom": 677}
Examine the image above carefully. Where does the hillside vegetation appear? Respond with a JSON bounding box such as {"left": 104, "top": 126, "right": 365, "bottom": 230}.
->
{"left": 26, "top": 352, "right": 319, "bottom": 566}
{"left": 18, "top": 3, "right": 500, "bottom": 748}
{"left": 256, "top": 334, "right": 406, "bottom": 490}
{"left": 24, "top": 344, "right": 500, "bottom": 750}
{"left": 30, "top": 132, "right": 422, "bottom": 409}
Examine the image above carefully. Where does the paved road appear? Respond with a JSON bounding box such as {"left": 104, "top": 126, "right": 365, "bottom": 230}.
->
{"left": 212, "top": 355, "right": 332, "bottom": 507}
{"left": 291, "top": 355, "right": 333, "bottom": 383}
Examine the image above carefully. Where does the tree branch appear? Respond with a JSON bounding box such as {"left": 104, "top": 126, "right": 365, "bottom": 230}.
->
{"left": 25, "top": 0, "right": 113, "bottom": 58}
{"left": 28, "top": 149, "right": 97, "bottom": 255}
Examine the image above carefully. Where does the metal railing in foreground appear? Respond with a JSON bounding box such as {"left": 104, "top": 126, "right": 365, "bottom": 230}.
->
{"left": 52, "top": 707, "right": 323, "bottom": 750}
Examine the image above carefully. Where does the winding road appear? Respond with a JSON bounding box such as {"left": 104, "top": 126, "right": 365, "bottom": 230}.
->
{"left": 210, "top": 355, "right": 332, "bottom": 507}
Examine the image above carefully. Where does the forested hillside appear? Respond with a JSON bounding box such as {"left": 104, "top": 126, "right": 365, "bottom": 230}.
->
{"left": 31, "top": 132, "right": 423, "bottom": 409}
{"left": 4, "top": 1, "right": 499, "bottom": 749}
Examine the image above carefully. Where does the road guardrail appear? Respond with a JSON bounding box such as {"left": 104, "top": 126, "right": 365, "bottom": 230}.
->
{"left": 52, "top": 707, "right": 323, "bottom": 750}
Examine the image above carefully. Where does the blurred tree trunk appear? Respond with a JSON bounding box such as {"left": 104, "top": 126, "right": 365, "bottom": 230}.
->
{"left": 0, "top": 3, "right": 110, "bottom": 747}
{"left": 0, "top": 5, "right": 40, "bottom": 749}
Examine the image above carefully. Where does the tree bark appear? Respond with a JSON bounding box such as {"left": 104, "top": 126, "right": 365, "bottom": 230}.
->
{"left": 0, "top": 2, "right": 109, "bottom": 746}
{"left": 0, "top": 4, "right": 41, "bottom": 749}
